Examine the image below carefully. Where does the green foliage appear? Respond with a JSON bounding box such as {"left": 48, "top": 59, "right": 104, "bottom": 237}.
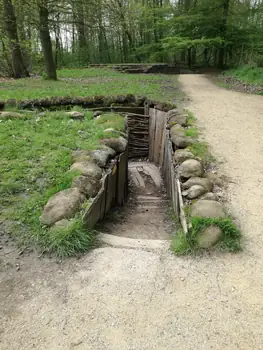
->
{"left": 171, "top": 217, "right": 241, "bottom": 255}
{"left": 162, "top": 36, "right": 223, "bottom": 51}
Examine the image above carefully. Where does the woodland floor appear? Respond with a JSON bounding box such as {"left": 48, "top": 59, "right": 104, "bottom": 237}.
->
{"left": 1, "top": 73, "right": 263, "bottom": 349}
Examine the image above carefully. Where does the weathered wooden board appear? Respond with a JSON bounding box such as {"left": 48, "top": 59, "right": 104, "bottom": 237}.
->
{"left": 105, "top": 162, "right": 118, "bottom": 212}
{"left": 83, "top": 182, "right": 105, "bottom": 229}
{"left": 149, "top": 108, "right": 156, "bottom": 162}
{"left": 159, "top": 111, "right": 167, "bottom": 167}
{"left": 83, "top": 150, "right": 128, "bottom": 229}
{"left": 117, "top": 150, "right": 128, "bottom": 205}
{"left": 99, "top": 174, "right": 107, "bottom": 219}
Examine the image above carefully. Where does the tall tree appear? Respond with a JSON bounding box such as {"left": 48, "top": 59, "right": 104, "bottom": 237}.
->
{"left": 3, "top": 0, "right": 29, "bottom": 78}
{"left": 38, "top": 1, "right": 57, "bottom": 80}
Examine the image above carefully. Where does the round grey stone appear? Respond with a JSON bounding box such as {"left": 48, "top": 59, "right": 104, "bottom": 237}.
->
{"left": 187, "top": 185, "right": 206, "bottom": 199}
{"left": 70, "top": 161, "right": 103, "bottom": 179}
{"left": 171, "top": 135, "right": 193, "bottom": 149}
{"left": 183, "top": 177, "right": 213, "bottom": 192}
{"left": 179, "top": 159, "right": 204, "bottom": 178}
{"left": 173, "top": 149, "right": 195, "bottom": 164}
{"left": 196, "top": 226, "right": 223, "bottom": 248}
{"left": 191, "top": 200, "right": 226, "bottom": 218}
{"left": 72, "top": 175, "right": 101, "bottom": 198}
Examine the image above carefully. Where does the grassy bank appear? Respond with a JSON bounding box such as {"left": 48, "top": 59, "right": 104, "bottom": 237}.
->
{"left": 0, "top": 109, "right": 124, "bottom": 257}
{"left": 224, "top": 66, "right": 263, "bottom": 86}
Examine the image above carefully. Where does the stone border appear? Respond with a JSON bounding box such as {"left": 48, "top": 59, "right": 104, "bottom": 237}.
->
{"left": 167, "top": 109, "right": 230, "bottom": 248}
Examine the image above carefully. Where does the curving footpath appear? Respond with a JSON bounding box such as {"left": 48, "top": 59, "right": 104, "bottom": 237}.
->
{"left": 1, "top": 75, "right": 263, "bottom": 350}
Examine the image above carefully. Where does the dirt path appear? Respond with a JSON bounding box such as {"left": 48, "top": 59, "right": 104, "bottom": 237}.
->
{"left": 1, "top": 75, "right": 263, "bottom": 349}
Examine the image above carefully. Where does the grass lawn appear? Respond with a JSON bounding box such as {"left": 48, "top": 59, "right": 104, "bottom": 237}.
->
{"left": 0, "top": 68, "right": 179, "bottom": 102}
{"left": 0, "top": 108, "right": 125, "bottom": 257}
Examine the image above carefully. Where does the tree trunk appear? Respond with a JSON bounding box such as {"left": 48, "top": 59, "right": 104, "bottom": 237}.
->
{"left": 218, "top": 0, "right": 230, "bottom": 68}
{"left": 3, "top": 0, "right": 29, "bottom": 78}
{"left": 39, "top": 5, "right": 57, "bottom": 80}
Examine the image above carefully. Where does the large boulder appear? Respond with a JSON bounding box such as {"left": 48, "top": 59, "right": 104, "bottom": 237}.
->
{"left": 101, "top": 137, "right": 127, "bottom": 153}
{"left": 183, "top": 177, "right": 213, "bottom": 192}
{"left": 186, "top": 185, "right": 206, "bottom": 199}
{"left": 191, "top": 200, "right": 226, "bottom": 218}
{"left": 170, "top": 124, "right": 184, "bottom": 138}
{"left": 178, "top": 159, "right": 204, "bottom": 178}
{"left": 70, "top": 161, "right": 102, "bottom": 179}
{"left": 90, "top": 147, "right": 116, "bottom": 167}
{"left": 167, "top": 108, "right": 178, "bottom": 118}
{"left": 72, "top": 175, "right": 101, "bottom": 198}
{"left": 39, "top": 188, "right": 85, "bottom": 226}
{"left": 173, "top": 149, "right": 195, "bottom": 164}
{"left": 0, "top": 111, "right": 23, "bottom": 120}
{"left": 65, "top": 111, "right": 84, "bottom": 119}
{"left": 196, "top": 226, "right": 223, "bottom": 248}
{"left": 71, "top": 150, "right": 91, "bottom": 163}
{"left": 168, "top": 114, "right": 188, "bottom": 127}
{"left": 205, "top": 172, "right": 224, "bottom": 187}
{"left": 171, "top": 135, "right": 193, "bottom": 149}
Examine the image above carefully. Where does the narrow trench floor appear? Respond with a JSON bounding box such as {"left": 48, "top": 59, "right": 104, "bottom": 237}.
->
{"left": 99, "top": 161, "right": 175, "bottom": 240}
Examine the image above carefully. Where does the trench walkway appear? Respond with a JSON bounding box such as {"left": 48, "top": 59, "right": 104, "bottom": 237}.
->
{"left": 100, "top": 161, "right": 172, "bottom": 240}
{"left": 1, "top": 75, "right": 263, "bottom": 349}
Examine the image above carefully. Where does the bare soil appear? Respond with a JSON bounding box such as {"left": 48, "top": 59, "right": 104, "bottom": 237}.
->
{"left": 1, "top": 75, "right": 263, "bottom": 349}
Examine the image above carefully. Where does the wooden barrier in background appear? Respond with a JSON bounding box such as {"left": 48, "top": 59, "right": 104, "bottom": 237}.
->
{"left": 83, "top": 149, "right": 128, "bottom": 229}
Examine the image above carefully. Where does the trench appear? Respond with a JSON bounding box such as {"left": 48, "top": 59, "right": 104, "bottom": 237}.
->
{"left": 97, "top": 105, "right": 178, "bottom": 241}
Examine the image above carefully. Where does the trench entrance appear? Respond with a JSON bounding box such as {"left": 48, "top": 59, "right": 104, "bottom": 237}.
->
{"left": 99, "top": 109, "right": 176, "bottom": 240}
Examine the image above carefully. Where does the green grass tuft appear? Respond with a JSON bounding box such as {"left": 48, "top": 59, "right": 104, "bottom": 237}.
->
{"left": 47, "top": 216, "right": 97, "bottom": 259}
{"left": 185, "top": 127, "right": 198, "bottom": 138}
{"left": 171, "top": 230, "right": 194, "bottom": 255}
{"left": 187, "top": 111, "right": 197, "bottom": 126}
{"left": 188, "top": 141, "right": 215, "bottom": 163}
{"left": 171, "top": 217, "right": 241, "bottom": 255}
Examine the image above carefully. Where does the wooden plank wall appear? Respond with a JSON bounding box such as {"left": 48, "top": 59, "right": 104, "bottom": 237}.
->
{"left": 161, "top": 129, "right": 179, "bottom": 218}
{"left": 83, "top": 149, "right": 128, "bottom": 229}
{"left": 149, "top": 108, "right": 179, "bottom": 219}
{"left": 149, "top": 108, "right": 166, "bottom": 165}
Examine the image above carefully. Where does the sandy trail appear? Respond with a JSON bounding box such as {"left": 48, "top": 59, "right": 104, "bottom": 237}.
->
{"left": 1, "top": 75, "right": 263, "bottom": 350}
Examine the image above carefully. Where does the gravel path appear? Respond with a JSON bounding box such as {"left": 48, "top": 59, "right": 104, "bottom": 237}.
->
{"left": 1, "top": 75, "right": 263, "bottom": 349}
